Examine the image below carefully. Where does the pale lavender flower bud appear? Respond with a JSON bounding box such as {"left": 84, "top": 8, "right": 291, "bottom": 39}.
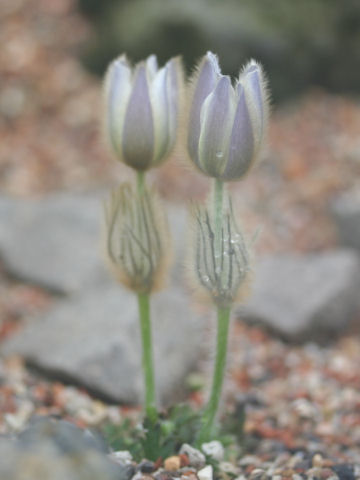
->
{"left": 187, "top": 53, "right": 269, "bottom": 181}
{"left": 104, "top": 54, "right": 182, "bottom": 171}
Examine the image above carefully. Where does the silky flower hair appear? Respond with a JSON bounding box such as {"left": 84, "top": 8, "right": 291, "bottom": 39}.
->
{"left": 187, "top": 52, "right": 269, "bottom": 181}
{"left": 104, "top": 54, "right": 183, "bottom": 171}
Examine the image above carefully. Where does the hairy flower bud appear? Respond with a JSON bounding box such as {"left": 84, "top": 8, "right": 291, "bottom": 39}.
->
{"left": 104, "top": 184, "right": 171, "bottom": 293}
{"left": 187, "top": 52, "right": 269, "bottom": 181}
{"left": 104, "top": 54, "right": 182, "bottom": 171}
{"left": 189, "top": 196, "right": 251, "bottom": 307}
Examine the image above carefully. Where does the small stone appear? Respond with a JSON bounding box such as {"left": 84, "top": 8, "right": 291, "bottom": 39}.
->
{"left": 164, "top": 456, "right": 181, "bottom": 472}
{"left": 110, "top": 450, "right": 133, "bottom": 464}
{"left": 138, "top": 460, "right": 156, "bottom": 473}
{"left": 238, "top": 456, "right": 261, "bottom": 467}
{"left": 331, "top": 464, "right": 354, "bottom": 480}
{"left": 219, "top": 461, "right": 239, "bottom": 475}
{"left": 179, "top": 444, "right": 206, "bottom": 469}
{"left": 312, "top": 454, "right": 324, "bottom": 468}
{"left": 248, "top": 468, "right": 267, "bottom": 480}
{"left": 198, "top": 465, "right": 213, "bottom": 480}
{"left": 181, "top": 473, "right": 198, "bottom": 480}
{"left": 201, "top": 441, "right": 224, "bottom": 462}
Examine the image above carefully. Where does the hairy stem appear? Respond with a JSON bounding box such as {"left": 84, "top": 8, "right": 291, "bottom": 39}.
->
{"left": 214, "top": 178, "right": 224, "bottom": 256}
{"left": 137, "top": 170, "right": 145, "bottom": 196}
{"left": 196, "top": 178, "right": 232, "bottom": 443}
{"left": 136, "top": 170, "right": 157, "bottom": 423}
{"left": 197, "top": 305, "right": 231, "bottom": 444}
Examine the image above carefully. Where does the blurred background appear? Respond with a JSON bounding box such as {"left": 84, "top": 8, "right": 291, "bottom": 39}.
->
{"left": 0, "top": 0, "right": 360, "bottom": 439}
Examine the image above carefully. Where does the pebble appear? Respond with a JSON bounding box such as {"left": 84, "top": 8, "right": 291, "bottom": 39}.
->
{"left": 312, "top": 453, "right": 324, "bottom": 468}
{"left": 219, "top": 461, "right": 240, "bottom": 476}
{"left": 110, "top": 450, "right": 133, "bottom": 464}
{"left": 201, "top": 441, "right": 224, "bottom": 462}
{"left": 164, "top": 456, "right": 181, "bottom": 472}
{"left": 238, "top": 456, "right": 261, "bottom": 468}
{"left": 197, "top": 465, "right": 213, "bottom": 480}
{"left": 138, "top": 460, "right": 156, "bottom": 473}
{"left": 179, "top": 444, "right": 206, "bottom": 469}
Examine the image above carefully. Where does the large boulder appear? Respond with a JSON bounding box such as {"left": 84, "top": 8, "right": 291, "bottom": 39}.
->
{"left": 0, "top": 193, "right": 109, "bottom": 294}
{"left": 238, "top": 250, "right": 360, "bottom": 342}
{"left": 330, "top": 189, "right": 360, "bottom": 253}
{"left": 0, "top": 417, "right": 132, "bottom": 480}
{"left": 1, "top": 285, "right": 206, "bottom": 405}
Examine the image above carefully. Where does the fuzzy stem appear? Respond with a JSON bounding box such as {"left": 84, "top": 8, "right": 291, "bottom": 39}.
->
{"left": 137, "top": 292, "right": 157, "bottom": 424}
{"left": 214, "top": 178, "right": 224, "bottom": 255}
{"left": 137, "top": 170, "right": 145, "bottom": 196}
{"left": 197, "top": 305, "right": 231, "bottom": 444}
{"left": 135, "top": 170, "right": 157, "bottom": 424}
{"left": 196, "top": 178, "right": 231, "bottom": 444}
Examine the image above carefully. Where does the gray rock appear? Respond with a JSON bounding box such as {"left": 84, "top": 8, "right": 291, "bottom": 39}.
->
{"left": 238, "top": 250, "right": 360, "bottom": 342}
{"left": 0, "top": 192, "right": 110, "bottom": 294}
{"left": 0, "top": 418, "right": 126, "bottom": 480}
{"left": 1, "top": 285, "right": 205, "bottom": 404}
{"left": 331, "top": 188, "right": 360, "bottom": 252}
{"left": 0, "top": 194, "right": 189, "bottom": 294}
{"left": 166, "top": 203, "right": 188, "bottom": 283}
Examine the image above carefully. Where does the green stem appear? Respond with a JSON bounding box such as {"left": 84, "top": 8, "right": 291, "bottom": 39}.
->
{"left": 214, "top": 178, "right": 224, "bottom": 255}
{"left": 137, "top": 292, "right": 157, "bottom": 424}
{"left": 197, "top": 305, "right": 231, "bottom": 444}
{"left": 137, "top": 170, "right": 145, "bottom": 196}
{"left": 196, "top": 178, "right": 231, "bottom": 444}
{"left": 135, "top": 169, "right": 157, "bottom": 423}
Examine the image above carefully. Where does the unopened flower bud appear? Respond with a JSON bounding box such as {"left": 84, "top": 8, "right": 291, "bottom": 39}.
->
{"left": 187, "top": 52, "right": 269, "bottom": 181}
{"left": 104, "top": 54, "right": 182, "bottom": 171}
{"left": 189, "top": 196, "right": 251, "bottom": 307}
{"left": 104, "top": 184, "right": 171, "bottom": 293}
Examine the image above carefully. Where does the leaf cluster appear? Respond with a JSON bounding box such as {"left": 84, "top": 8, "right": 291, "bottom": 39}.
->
{"left": 103, "top": 403, "right": 246, "bottom": 464}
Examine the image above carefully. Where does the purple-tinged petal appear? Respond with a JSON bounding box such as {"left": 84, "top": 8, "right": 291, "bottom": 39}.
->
{"left": 240, "top": 61, "right": 268, "bottom": 148}
{"left": 198, "top": 76, "right": 235, "bottom": 178}
{"left": 146, "top": 54, "right": 158, "bottom": 79}
{"left": 150, "top": 64, "right": 169, "bottom": 164}
{"left": 188, "top": 52, "right": 221, "bottom": 165}
{"left": 165, "top": 57, "right": 181, "bottom": 151}
{"left": 221, "top": 84, "right": 254, "bottom": 181}
{"left": 123, "top": 64, "right": 154, "bottom": 170}
{"left": 104, "top": 56, "right": 132, "bottom": 159}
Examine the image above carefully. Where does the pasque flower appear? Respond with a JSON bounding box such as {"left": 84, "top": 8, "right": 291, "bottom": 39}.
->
{"left": 104, "top": 54, "right": 182, "bottom": 171}
{"left": 188, "top": 52, "right": 269, "bottom": 181}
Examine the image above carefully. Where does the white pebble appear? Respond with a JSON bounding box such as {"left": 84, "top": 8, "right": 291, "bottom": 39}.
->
{"left": 201, "top": 440, "right": 224, "bottom": 462}
{"left": 198, "top": 465, "right": 213, "bottom": 480}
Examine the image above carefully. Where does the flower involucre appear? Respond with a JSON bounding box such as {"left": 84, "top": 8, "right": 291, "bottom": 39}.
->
{"left": 104, "top": 54, "right": 182, "bottom": 171}
{"left": 187, "top": 52, "right": 269, "bottom": 181}
{"left": 190, "top": 197, "right": 251, "bottom": 307}
{"left": 104, "top": 184, "right": 170, "bottom": 293}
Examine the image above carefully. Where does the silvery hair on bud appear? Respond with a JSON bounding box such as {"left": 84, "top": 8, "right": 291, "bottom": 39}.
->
{"left": 186, "top": 195, "right": 253, "bottom": 308}
{"left": 104, "top": 183, "right": 172, "bottom": 294}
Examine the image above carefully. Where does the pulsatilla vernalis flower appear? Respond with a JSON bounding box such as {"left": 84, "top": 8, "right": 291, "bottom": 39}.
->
{"left": 104, "top": 54, "right": 182, "bottom": 171}
{"left": 190, "top": 197, "right": 251, "bottom": 307}
{"left": 188, "top": 52, "right": 269, "bottom": 181}
{"left": 104, "top": 184, "right": 170, "bottom": 294}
